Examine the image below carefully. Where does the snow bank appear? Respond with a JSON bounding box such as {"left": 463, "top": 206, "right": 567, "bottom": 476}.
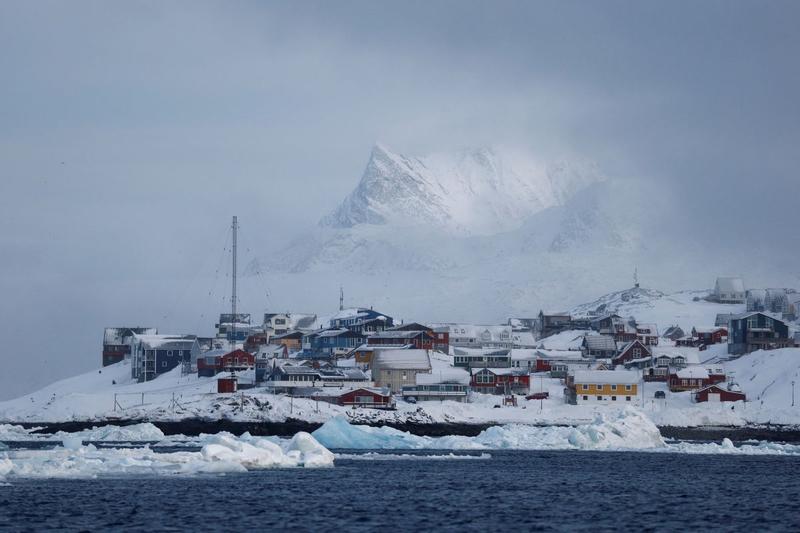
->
{"left": 0, "top": 432, "right": 333, "bottom": 479}
{"left": 312, "top": 408, "right": 666, "bottom": 451}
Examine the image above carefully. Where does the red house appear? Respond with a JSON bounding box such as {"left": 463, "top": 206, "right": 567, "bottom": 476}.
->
{"left": 694, "top": 384, "right": 746, "bottom": 403}
{"left": 367, "top": 330, "right": 435, "bottom": 350}
{"left": 219, "top": 349, "right": 255, "bottom": 370}
{"left": 470, "top": 368, "right": 530, "bottom": 394}
{"left": 668, "top": 367, "right": 726, "bottom": 392}
{"left": 691, "top": 327, "right": 728, "bottom": 346}
{"left": 613, "top": 340, "right": 651, "bottom": 366}
{"left": 337, "top": 388, "right": 395, "bottom": 409}
{"left": 244, "top": 334, "right": 270, "bottom": 353}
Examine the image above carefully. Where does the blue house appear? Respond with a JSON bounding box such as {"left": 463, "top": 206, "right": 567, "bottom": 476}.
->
{"left": 130, "top": 334, "right": 200, "bottom": 382}
{"left": 728, "top": 312, "right": 791, "bottom": 355}
{"left": 329, "top": 308, "right": 394, "bottom": 333}
{"left": 306, "top": 328, "right": 365, "bottom": 357}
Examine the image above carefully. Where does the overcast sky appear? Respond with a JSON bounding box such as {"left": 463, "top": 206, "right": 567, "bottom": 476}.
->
{"left": 1, "top": 1, "right": 798, "bottom": 399}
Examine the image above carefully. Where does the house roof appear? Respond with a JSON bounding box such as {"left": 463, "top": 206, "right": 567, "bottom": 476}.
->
{"left": 104, "top": 327, "right": 157, "bottom": 345}
{"left": 676, "top": 367, "right": 709, "bottom": 379}
{"left": 474, "top": 367, "right": 530, "bottom": 377}
{"left": 583, "top": 335, "right": 617, "bottom": 351}
{"left": 372, "top": 349, "right": 432, "bottom": 371}
{"left": 132, "top": 334, "right": 197, "bottom": 349}
{"left": 369, "top": 330, "right": 429, "bottom": 339}
{"left": 636, "top": 324, "right": 659, "bottom": 335}
{"left": 317, "top": 328, "right": 358, "bottom": 338}
{"left": 573, "top": 370, "right": 639, "bottom": 385}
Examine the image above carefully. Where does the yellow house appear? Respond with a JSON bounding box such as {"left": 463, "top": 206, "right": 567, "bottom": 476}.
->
{"left": 570, "top": 370, "right": 639, "bottom": 405}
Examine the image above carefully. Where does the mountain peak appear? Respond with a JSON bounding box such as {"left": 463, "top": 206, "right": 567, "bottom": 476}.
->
{"left": 320, "top": 145, "right": 604, "bottom": 236}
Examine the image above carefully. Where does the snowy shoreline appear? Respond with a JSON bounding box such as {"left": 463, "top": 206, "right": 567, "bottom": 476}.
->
{"left": 6, "top": 417, "right": 800, "bottom": 443}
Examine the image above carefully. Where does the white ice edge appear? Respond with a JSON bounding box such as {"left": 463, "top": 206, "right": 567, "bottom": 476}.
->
{"left": 334, "top": 452, "right": 493, "bottom": 460}
{"left": 0, "top": 431, "right": 333, "bottom": 480}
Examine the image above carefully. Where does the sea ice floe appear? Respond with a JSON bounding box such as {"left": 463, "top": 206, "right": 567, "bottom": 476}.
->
{"left": 0, "top": 431, "right": 333, "bottom": 479}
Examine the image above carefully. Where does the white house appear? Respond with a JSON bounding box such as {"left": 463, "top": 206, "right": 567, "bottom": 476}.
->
{"left": 371, "top": 349, "right": 432, "bottom": 393}
{"left": 714, "top": 277, "right": 745, "bottom": 304}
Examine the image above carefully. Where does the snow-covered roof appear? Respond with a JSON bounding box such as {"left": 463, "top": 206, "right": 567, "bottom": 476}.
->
{"left": 329, "top": 307, "right": 370, "bottom": 321}
{"left": 693, "top": 327, "right": 726, "bottom": 334}
{"left": 372, "top": 349, "right": 432, "bottom": 371}
{"left": 538, "top": 330, "right": 592, "bottom": 350}
{"left": 511, "top": 331, "right": 536, "bottom": 347}
{"left": 369, "top": 330, "right": 428, "bottom": 339}
{"left": 676, "top": 367, "right": 709, "bottom": 379}
{"left": 510, "top": 349, "right": 538, "bottom": 361}
{"left": 317, "top": 328, "right": 354, "bottom": 338}
{"left": 132, "top": 334, "right": 196, "bottom": 349}
{"left": 415, "top": 367, "right": 471, "bottom": 385}
{"left": 535, "top": 349, "right": 586, "bottom": 361}
{"left": 572, "top": 370, "right": 639, "bottom": 385}
{"left": 583, "top": 335, "right": 617, "bottom": 351}
{"left": 104, "top": 327, "right": 157, "bottom": 345}
{"left": 636, "top": 324, "right": 659, "bottom": 335}
{"left": 474, "top": 367, "right": 530, "bottom": 376}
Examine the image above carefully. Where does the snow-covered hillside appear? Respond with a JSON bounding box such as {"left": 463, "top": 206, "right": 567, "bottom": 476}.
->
{"left": 2, "top": 348, "right": 800, "bottom": 428}
{"left": 571, "top": 287, "right": 746, "bottom": 333}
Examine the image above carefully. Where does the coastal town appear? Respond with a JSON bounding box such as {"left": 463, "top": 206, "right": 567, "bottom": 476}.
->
{"left": 92, "top": 275, "right": 799, "bottom": 420}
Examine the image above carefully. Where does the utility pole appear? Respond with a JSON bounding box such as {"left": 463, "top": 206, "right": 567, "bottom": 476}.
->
{"left": 231, "top": 215, "right": 238, "bottom": 348}
{"left": 339, "top": 286, "right": 344, "bottom": 311}
{"left": 793, "top": 380, "right": 795, "bottom": 407}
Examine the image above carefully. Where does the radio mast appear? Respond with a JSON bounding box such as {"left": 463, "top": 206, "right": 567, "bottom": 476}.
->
{"left": 231, "top": 215, "right": 238, "bottom": 347}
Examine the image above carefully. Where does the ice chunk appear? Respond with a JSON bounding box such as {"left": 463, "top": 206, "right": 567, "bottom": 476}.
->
{"left": 285, "top": 432, "right": 335, "bottom": 467}
{"left": 61, "top": 437, "right": 83, "bottom": 450}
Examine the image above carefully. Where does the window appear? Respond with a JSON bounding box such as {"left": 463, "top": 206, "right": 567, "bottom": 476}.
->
{"left": 162, "top": 361, "right": 167, "bottom": 368}
{"left": 611, "top": 384, "right": 617, "bottom": 391}
{"left": 582, "top": 384, "right": 588, "bottom": 390}
{"left": 626, "top": 396, "right": 631, "bottom": 401}
{"left": 597, "top": 396, "right": 603, "bottom": 401}
{"left": 625, "top": 385, "right": 632, "bottom": 391}
{"left": 611, "top": 396, "right": 617, "bottom": 401}
{"left": 167, "top": 350, "right": 173, "bottom": 356}
{"left": 596, "top": 384, "right": 603, "bottom": 390}
{"left": 583, "top": 395, "right": 588, "bottom": 401}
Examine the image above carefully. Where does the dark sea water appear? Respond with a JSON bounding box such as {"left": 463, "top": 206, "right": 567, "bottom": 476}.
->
{"left": 1, "top": 450, "right": 799, "bottom": 532}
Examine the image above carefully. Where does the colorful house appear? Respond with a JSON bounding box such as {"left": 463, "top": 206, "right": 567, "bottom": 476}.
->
{"left": 568, "top": 370, "right": 639, "bottom": 404}
{"left": 728, "top": 312, "right": 791, "bottom": 355}
{"left": 470, "top": 368, "right": 530, "bottom": 395}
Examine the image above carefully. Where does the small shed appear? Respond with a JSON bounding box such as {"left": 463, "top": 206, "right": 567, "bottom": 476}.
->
{"left": 218, "top": 376, "right": 238, "bottom": 393}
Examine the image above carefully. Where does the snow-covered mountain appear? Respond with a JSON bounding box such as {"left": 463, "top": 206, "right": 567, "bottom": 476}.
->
{"left": 320, "top": 144, "right": 605, "bottom": 236}
{"left": 247, "top": 144, "right": 795, "bottom": 322}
